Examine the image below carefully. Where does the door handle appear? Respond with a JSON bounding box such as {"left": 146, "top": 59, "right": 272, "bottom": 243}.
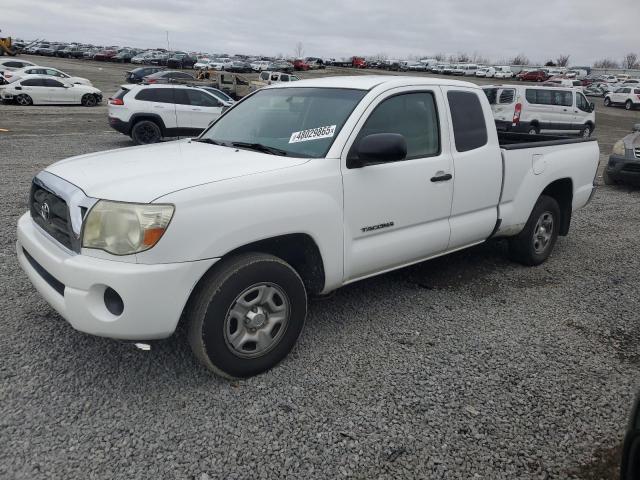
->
{"left": 191, "top": 108, "right": 202, "bottom": 111}
{"left": 430, "top": 173, "right": 452, "bottom": 182}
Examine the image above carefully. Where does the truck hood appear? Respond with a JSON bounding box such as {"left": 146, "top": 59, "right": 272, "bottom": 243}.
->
{"left": 46, "top": 140, "right": 309, "bottom": 203}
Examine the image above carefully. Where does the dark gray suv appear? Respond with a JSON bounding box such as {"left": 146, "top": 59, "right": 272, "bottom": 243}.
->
{"left": 604, "top": 124, "right": 640, "bottom": 185}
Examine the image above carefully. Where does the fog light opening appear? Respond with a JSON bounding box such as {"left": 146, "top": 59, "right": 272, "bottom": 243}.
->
{"left": 104, "top": 287, "right": 124, "bottom": 316}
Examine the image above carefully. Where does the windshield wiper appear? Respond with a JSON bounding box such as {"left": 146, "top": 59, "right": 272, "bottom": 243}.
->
{"left": 192, "top": 138, "right": 225, "bottom": 146}
{"left": 230, "top": 141, "right": 289, "bottom": 156}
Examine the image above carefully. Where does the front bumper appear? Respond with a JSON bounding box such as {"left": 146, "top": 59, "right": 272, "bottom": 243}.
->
{"left": 607, "top": 154, "right": 640, "bottom": 183}
{"left": 17, "top": 213, "right": 218, "bottom": 340}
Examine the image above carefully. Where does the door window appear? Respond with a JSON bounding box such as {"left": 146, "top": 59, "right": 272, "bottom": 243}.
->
{"left": 184, "top": 89, "right": 220, "bottom": 107}
{"left": 352, "top": 92, "right": 440, "bottom": 161}
{"left": 43, "top": 79, "right": 65, "bottom": 87}
{"left": 21, "top": 78, "right": 46, "bottom": 87}
{"left": 447, "top": 91, "right": 488, "bottom": 152}
{"left": 576, "top": 93, "right": 591, "bottom": 112}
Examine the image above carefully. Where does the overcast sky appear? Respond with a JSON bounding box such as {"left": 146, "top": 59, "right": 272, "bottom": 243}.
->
{"left": 4, "top": 0, "right": 639, "bottom": 65}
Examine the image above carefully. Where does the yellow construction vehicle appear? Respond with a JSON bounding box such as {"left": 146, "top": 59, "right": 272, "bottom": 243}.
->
{"left": 0, "top": 36, "right": 18, "bottom": 56}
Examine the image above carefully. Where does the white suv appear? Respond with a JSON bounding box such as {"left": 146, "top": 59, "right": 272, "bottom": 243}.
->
{"left": 604, "top": 86, "right": 640, "bottom": 110}
{"left": 108, "top": 84, "right": 225, "bottom": 144}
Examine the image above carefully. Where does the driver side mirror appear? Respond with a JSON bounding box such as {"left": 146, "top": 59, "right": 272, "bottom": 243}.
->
{"left": 347, "top": 133, "right": 407, "bottom": 169}
{"left": 621, "top": 395, "right": 640, "bottom": 480}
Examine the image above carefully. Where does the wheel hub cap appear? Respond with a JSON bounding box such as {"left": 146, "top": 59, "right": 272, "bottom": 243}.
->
{"left": 224, "top": 283, "right": 290, "bottom": 358}
{"left": 533, "top": 211, "right": 554, "bottom": 254}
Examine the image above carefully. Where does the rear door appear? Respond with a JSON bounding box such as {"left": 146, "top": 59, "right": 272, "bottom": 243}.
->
{"left": 17, "top": 78, "right": 48, "bottom": 104}
{"left": 441, "top": 87, "right": 502, "bottom": 249}
{"left": 342, "top": 88, "right": 454, "bottom": 281}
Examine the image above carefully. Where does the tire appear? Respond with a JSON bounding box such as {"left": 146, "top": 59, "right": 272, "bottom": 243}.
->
{"left": 15, "top": 94, "right": 32, "bottom": 106}
{"left": 625, "top": 100, "right": 633, "bottom": 111}
{"left": 130, "top": 119, "right": 161, "bottom": 145}
{"left": 581, "top": 124, "right": 592, "bottom": 138}
{"left": 604, "top": 97, "right": 611, "bottom": 107}
{"left": 187, "top": 253, "right": 307, "bottom": 378}
{"left": 603, "top": 169, "right": 617, "bottom": 186}
{"left": 81, "top": 94, "right": 98, "bottom": 107}
{"left": 528, "top": 125, "right": 539, "bottom": 135}
{"left": 508, "top": 195, "right": 561, "bottom": 266}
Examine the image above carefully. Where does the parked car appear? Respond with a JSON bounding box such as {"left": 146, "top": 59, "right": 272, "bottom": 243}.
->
{"left": 125, "top": 67, "right": 165, "bottom": 83}
{"left": 604, "top": 86, "right": 640, "bottom": 110}
{"left": 0, "top": 75, "right": 102, "bottom": 106}
{"left": 114, "top": 50, "right": 138, "bottom": 63}
{"left": 59, "top": 45, "right": 84, "bottom": 59}
{"left": 0, "top": 59, "right": 38, "bottom": 75}
{"left": 250, "top": 60, "right": 270, "bottom": 72}
{"left": 482, "top": 84, "right": 595, "bottom": 137}
{"left": 304, "top": 57, "right": 325, "bottom": 69}
{"left": 476, "top": 66, "right": 496, "bottom": 78}
{"left": 254, "top": 71, "right": 300, "bottom": 87}
{"left": 93, "top": 50, "right": 118, "bottom": 61}
{"left": 209, "top": 58, "right": 234, "bottom": 70}
{"left": 517, "top": 70, "right": 549, "bottom": 82}
{"left": 142, "top": 70, "right": 195, "bottom": 84}
{"left": 268, "top": 61, "right": 294, "bottom": 73}
{"left": 584, "top": 84, "right": 608, "bottom": 97}
{"left": 603, "top": 75, "right": 618, "bottom": 83}
{"left": 225, "top": 61, "right": 252, "bottom": 73}
{"left": 493, "top": 66, "right": 514, "bottom": 78}
{"left": 107, "top": 83, "right": 225, "bottom": 144}
{"left": 293, "top": 59, "right": 310, "bottom": 71}
{"left": 167, "top": 53, "right": 196, "bottom": 69}
{"left": 17, "top": 76, "right": 599, "bottom": 378}
{"left": 604, "top": 123, "right": 640, "bottom": 185}
{"left": 543, "top": 78, "right": 583, "bottom": 89}
{"left": 4, "top": 66, "right": 92, "bottom": 86}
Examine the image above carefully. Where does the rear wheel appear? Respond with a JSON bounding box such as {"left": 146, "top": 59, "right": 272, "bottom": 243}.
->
{"left": 508, "top": 195, "right": 560, "bottom": 266}
{"left": 626, "top": 100, "right": 633, "bottom": 111}
{"left": 130, "top": 120, "right": 161, "bottom": 145}
{"left": 528, "top": 125, "right": 539, "bottom": 135}
{"left": 604, "top": 97, "right": 611, "bottom": 107}
{"left": 15, "top": 94, "right": 32, "bottom": 106}
{"left": 187, "top": 253, "right": 307, "bottom": 378}
{"left": 81, "top": 94, "right": 98, "bottom": 107}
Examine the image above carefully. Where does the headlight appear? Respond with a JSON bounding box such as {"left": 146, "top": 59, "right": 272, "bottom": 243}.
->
{"left": 612, "top": 140, "right": 625, "bottom": 156}
{"left": 82, "top": 201, "right": 174, "bottom": 255}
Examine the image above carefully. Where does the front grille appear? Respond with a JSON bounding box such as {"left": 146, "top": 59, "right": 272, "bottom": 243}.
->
{"left": 30, "top": 182, "right": 74, "bottom": 250}
{"left": 621, "top": 163, "right": 640, "bottom": 173}
{"left": 634, "top": 147, "right": 640, "bottom": 159}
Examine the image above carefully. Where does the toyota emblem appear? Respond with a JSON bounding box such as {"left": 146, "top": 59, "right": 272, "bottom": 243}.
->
{"left": 40, "top": 202, "right": 50, "bottom": 222}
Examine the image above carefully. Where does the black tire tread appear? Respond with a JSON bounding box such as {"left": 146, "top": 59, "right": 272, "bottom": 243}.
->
{"left": 508, "top": 195, "right": 561, "bottom": 266}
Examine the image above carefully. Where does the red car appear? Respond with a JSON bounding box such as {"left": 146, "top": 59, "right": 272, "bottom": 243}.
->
{"left": 517, "top": 70, "right": 549, "bottom": 82}
{"left": 93, "top": 50, "right": 118, "bottom": 61}
{"left": 293, "top": 59, "right": 310, "bottom": 71}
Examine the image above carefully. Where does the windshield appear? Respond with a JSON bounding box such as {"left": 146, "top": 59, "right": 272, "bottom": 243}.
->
{"left": 200, "top": 87, "right": 366, "bottom": 158}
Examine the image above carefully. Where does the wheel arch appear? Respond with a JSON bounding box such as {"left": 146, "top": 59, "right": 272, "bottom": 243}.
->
{"left": 129, "top": 113, "right": 167, "bottom": 135}
{"left": 541, "top": 178, "right": 573, "bottom": 236}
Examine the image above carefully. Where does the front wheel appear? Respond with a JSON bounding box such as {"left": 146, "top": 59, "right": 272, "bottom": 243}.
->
{"left": 603, "top": 169, "right": 617, "bottom": 186}
{"left": 581, "top": 124, "right": 592, "bottom": 138}
{"left": 604, "top": 97, "right": 611, "bottom": 107}
{"left": 626, "top": 100, "right": 633, "bottom": 111}
{"left": 187, "top": 253, "right": 307, "bottom": 378}
{"left": 81, "top": 94, "right": 98, "bottom": 107}
{"left": 508, "top": 195, "right": 560, "bottom": 266}
{"left": 528, "top": 125, "right": 539, "bottom": 135}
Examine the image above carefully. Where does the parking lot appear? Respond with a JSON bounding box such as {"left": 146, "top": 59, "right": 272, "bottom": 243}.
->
{"left": 1, "top": 55, "right": 640, "bottom": 479}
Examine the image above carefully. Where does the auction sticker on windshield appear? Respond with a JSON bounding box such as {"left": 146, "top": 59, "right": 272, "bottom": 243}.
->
{"left": 289, "top": 125, "right": 336, "bottom": 143}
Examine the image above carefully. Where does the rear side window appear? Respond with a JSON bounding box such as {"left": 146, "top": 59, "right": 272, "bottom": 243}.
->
{"left": 483, "top": 88, "right": 497, "bottom": 104}
{"left": 499, "top": 89, "right": 515, "bottom": 104}
{"left": 113, "top": 88, "right": 129, "bottom": 100}
{"left": 525, "top": 89, "right": 572, "bottom": 106}
{"left": 447, "top": 91, "right": 488, "bottom": 152}
{"left": 136, "top": 88, "right": 183, "bottom": 103}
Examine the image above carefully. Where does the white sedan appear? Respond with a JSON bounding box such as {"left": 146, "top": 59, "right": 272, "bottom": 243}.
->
{"left": 1, "top": 75, "right": 102, "bottom": 106}
{"left": 3, "top": 66, "right": 92, "bottom": 86}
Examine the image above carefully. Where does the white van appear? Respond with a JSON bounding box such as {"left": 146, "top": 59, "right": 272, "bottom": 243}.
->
{"left": 482, "top": 84, "right": 596, "bottom": 137}
{"left": 462, "top": 64, "right": 479, "bottom": 76}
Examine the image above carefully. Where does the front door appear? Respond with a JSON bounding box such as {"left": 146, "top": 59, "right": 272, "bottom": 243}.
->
{"left": 183, "top": 89, "right": 223, "bottom": 130}
{"left": 342, "top": 88, "right": 454, "bottom": 281}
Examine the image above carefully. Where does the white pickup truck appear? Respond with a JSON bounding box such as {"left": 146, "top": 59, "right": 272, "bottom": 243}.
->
{"left": 17, "top": 76, "right": 599, "bottom": 378}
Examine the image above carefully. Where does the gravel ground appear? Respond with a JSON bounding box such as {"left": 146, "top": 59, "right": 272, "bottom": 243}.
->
{"left": 1, "top": 56, "right": 640, "bottom": 480}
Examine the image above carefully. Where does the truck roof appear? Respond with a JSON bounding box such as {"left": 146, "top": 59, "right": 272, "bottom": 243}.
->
{"left": 272, "top": 75, "right": 479, "bottom": 91}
